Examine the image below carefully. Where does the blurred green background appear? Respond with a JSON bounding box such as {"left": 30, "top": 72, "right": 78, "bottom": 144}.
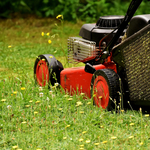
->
{"left": 0, "top": 0, "right": 150, "bottom": 22}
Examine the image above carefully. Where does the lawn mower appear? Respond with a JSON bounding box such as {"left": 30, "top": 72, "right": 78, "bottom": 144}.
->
{"left": 34, "top": 0, "right": 150, "bottom": 110}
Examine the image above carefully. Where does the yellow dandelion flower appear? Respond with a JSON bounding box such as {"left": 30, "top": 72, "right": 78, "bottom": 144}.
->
{"left": 63, "top": 137, "right": 67, "bottom": 140}
{"left": 49, "top": 56, "right": 53, "bottom": 58}
{"left": 41, "top": 32, "right": 44, "bottom": 36}
{"left": 34, "top": 111, "right": 38, "bottom": 115}
{"left": 139, "top": 142, "right": 143, "bottom": 145}
{"left": 35, "top": 101, "right": 40, "bottom": 104}
{"left": 36, "top": 149, "right": 42, "bottom": 150}
{"left": 145, "top": 114, "right": 149, "bottom": 117}
{"left": 80, "top": 145, "right": 84, "bottom": 147}
{"left": 1, "top": 99, "right": 6, "bottom": 102}
{"left": 87, "top": 102, "right": 91, "bottom": 105}
{"left": 85, "top": 140, "right": 90, "bottom": 143}
{"left": 94, "top": 143, "right": 100, "bottom": 146}
{"left": 12, "top": 145, "right": 18, "bottom": 149}
{"left": 48, "top": 39, "right": 52, "bottom": 44}
{"left": 47, "top": 32, "right": 50, "bottom": 36}
{"left": 68, "top": 98, "right": 73, "bottom": 101}
{"left": 80, "top": 111, "right": 84, "bottom": 114}
{"left": 82, "top": 131, "right": 87, "bottom": 134}
{"left": 11, "top": 94, "right": 13, "bottom": 96}
{"left": 76, "top": 101, "right": 83, "bottom": 106}
{"left": 21, "top": 87, "right": 25, "bottom": 90}
{"left": 79, "top": 138, "right": 84, "bottom": 142}
{"left": 102, "top": 141, "right": 107, "bottom": 144}
{"left": 111, "top": 136, "right": 117, "bottom": 140}
{"left": 100, "top": 125, "right": 104, "bottom": 128}
{"left": 64, "top": 94, "right": 69, "bottom": 97}
{"left": 29, "top": 100, "right": 33, "bottom": 103}
{"left": 65, "top": 124, "right": 70, "bottom": 128}
{"left": 129, "top": 123, "right": 135, "bottom": 126}
{"left": 17, "top": 149, "right": 22, "bottom": 150}
{"left": 79, "top": 148, "right": 84, "bottom": 150}
{"left": 25, "top": 105, "right": 30, "bottom": 108}
{"left": 13, "top": 91, "right": 17, "bottom": 94}
{"left": 56, "top": 14, "right": 63, "bottom": 19}
{"left": 8, "top": 45, "right": 12, "bottom": 48}
{"left": 128, "top": 136, "right": 134, "bottom": 139}
{"left": 22, "top": 121, "right": 27, "bottom": 124}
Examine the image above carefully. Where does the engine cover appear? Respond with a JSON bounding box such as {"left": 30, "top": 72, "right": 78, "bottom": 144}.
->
{"left": 79, "top": 15, "right": 125, "bottom": 46}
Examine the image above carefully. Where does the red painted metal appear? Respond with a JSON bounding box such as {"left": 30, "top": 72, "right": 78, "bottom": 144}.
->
{"left": 93, "top": 76, "right": 109, "bottom": 108}
{"left": 60, "top": 63, "right": 116, "bottom": 97}
{"left": 36, "top": 60, "right": 49, "bottom": 86}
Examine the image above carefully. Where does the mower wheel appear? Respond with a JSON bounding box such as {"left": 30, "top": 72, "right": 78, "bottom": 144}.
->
{"left": 91, "top": 69, "right": 120, "bottom": 110}
{"left": 34, "top": 54, "right": 63, "bottom": 87}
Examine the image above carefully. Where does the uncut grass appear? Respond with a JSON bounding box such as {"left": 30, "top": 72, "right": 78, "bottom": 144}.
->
{"left": 0, "top": 78, "right": 150, "bottom": 149}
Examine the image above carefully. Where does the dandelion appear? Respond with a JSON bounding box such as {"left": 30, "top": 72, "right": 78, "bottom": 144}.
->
{"left": 29, "top": 100, "right": 33, "bottom": 103}
{"left": 39, "top": 87, "right": 43, "bottom": 91}
{"left": 68, "top": 98, "right": 73, "bottom": 101}
{"left": 63, "top": 137, "right": 67, "bottom": 140}
{"left": 128, "top": 136, "right": 134, "bottom": 139}
{"left": 49, "top": 56, "right": 53, "bottom": 58}
{"left": 139, "top": 142, "right": 143, "bottom": 145}
{"left": 85, "top": 140, "right": 91, "bottom": 143}
{"left": 13, "top": 91, "right": 17, "bottom": 94}
{"left": 87, "top": 102, "right": 91, "bottom": 105}
{"left": 17, "top": 149, "right": 22, "bottom": 150}
{"left": 56, "top": 14, "right": 63, "bottom": 19}
{"left": 22, "top": 121, "right": 27, "bottom": 124}
{"left": 111, "top": 136, "right": 117, "bottom": 140}
{"left": 21, "top": 87, "right": 25, "bottom": 90}
{"left": 79, "top": 138, "right": 84, "bottom": 142}
{"left": 76, "top": 101, "right": 83, "bottom": 106}
{"left": 102, "top": 141, "right": 107, "bottom": 144}
{"left": 80, "top": 111, "right": 84, "bottom": 114}
{"left": 145, "top": 114, "right": 149, "bottom": 117}
{"left": 34, "top": 111, "right": 38, "bottom": 115}
{"left": 35, "top": 101, "right": 40, "bottom": 104}
{"left": 94, "top": 143, "right": 100, "bottom": 146}
{"left": 100, "top": 125, "right": 104, "bottom": 128}
{"left": 80, "top": 93, "right": 85, "bottom": 96}
{"left": 80, "top": 145, "right": 84, "bottom": 147}
{"left": 48, "top": 39, "right": 52, "bottom": 44}
{"left": 129, "top": 123, "right": 135, "bottom": 126}
{"left": 1, "top": 99, "right": 6, "bottom": 102}
{"left": 41, "top": 32, "right": 44, "bottom": 36}
{"left": 82, "top": 131, "right": 87, "bottom": 134}
{"left": 65, "top": 124, "right": 70, "bottom": 128}
{"left": 7, "top": 105, "right": 12, "bottom": 109}
{"left": 25, "top": 105, "right": 30, "bottom": 108}
{"left": 47, "top": 32, "right": 50, "bottom": 36}
{"left": 79, "top": 148, "right": 84, "bottom": 150}
{"left": 39, "top": 92, "right": 43, "bottom": 97}
{"left": 12, "top": 145, "right": 18, "bottom": 149}
{"left": 8, "top": 45, "right": 12, "bottom": 48}
{"left": 36, "top": 149, "right": 42, "bottom": 150}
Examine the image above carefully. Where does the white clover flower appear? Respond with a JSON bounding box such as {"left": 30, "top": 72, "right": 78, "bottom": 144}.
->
{"left": 39, "top": 87, "right": 43, "bottom": 91}
{"left": 39, "top": 92, "right": 43, "bottom": 97}
{"left": 7, "top": 105, "right": 12, "bottom": 109}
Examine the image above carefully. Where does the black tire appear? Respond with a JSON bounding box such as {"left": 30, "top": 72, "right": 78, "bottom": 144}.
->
{"left": 34, "top": 54, "right": 63, "bottom": 86}
{"left": 91, "top": 69, "right": 120, "bottom": 110}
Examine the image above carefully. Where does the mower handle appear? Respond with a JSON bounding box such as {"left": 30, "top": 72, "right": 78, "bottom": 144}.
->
{"left": 99, "top": 0, "right": 143, "bottom": 64}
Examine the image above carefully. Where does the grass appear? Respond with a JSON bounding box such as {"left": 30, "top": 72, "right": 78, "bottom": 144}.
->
{"left": 0, "top": 16, "right": 150, "bottom": 150}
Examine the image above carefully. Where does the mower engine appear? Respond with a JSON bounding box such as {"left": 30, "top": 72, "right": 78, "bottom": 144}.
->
{"left": 68, "top": 16, "right": 125, "bottom": 64}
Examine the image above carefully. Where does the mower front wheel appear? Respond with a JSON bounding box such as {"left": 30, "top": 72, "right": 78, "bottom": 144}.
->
{"left": 34, "top": 54, "right": 63, "bottom": 87}
{"left": 90, "top": 69, "right": 120, "bottom": 110}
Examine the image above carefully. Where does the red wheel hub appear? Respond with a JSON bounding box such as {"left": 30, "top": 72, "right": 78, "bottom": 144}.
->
{"left": 36, "top": 60, "right": 49, "bottom": 86}
{"left": 93, "top": 76, "right": 109, "bottom": 109}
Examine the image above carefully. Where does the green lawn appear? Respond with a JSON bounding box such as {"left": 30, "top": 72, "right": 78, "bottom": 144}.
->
{"left": 0, "top": 17, "right": 150, "bottom": 150}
